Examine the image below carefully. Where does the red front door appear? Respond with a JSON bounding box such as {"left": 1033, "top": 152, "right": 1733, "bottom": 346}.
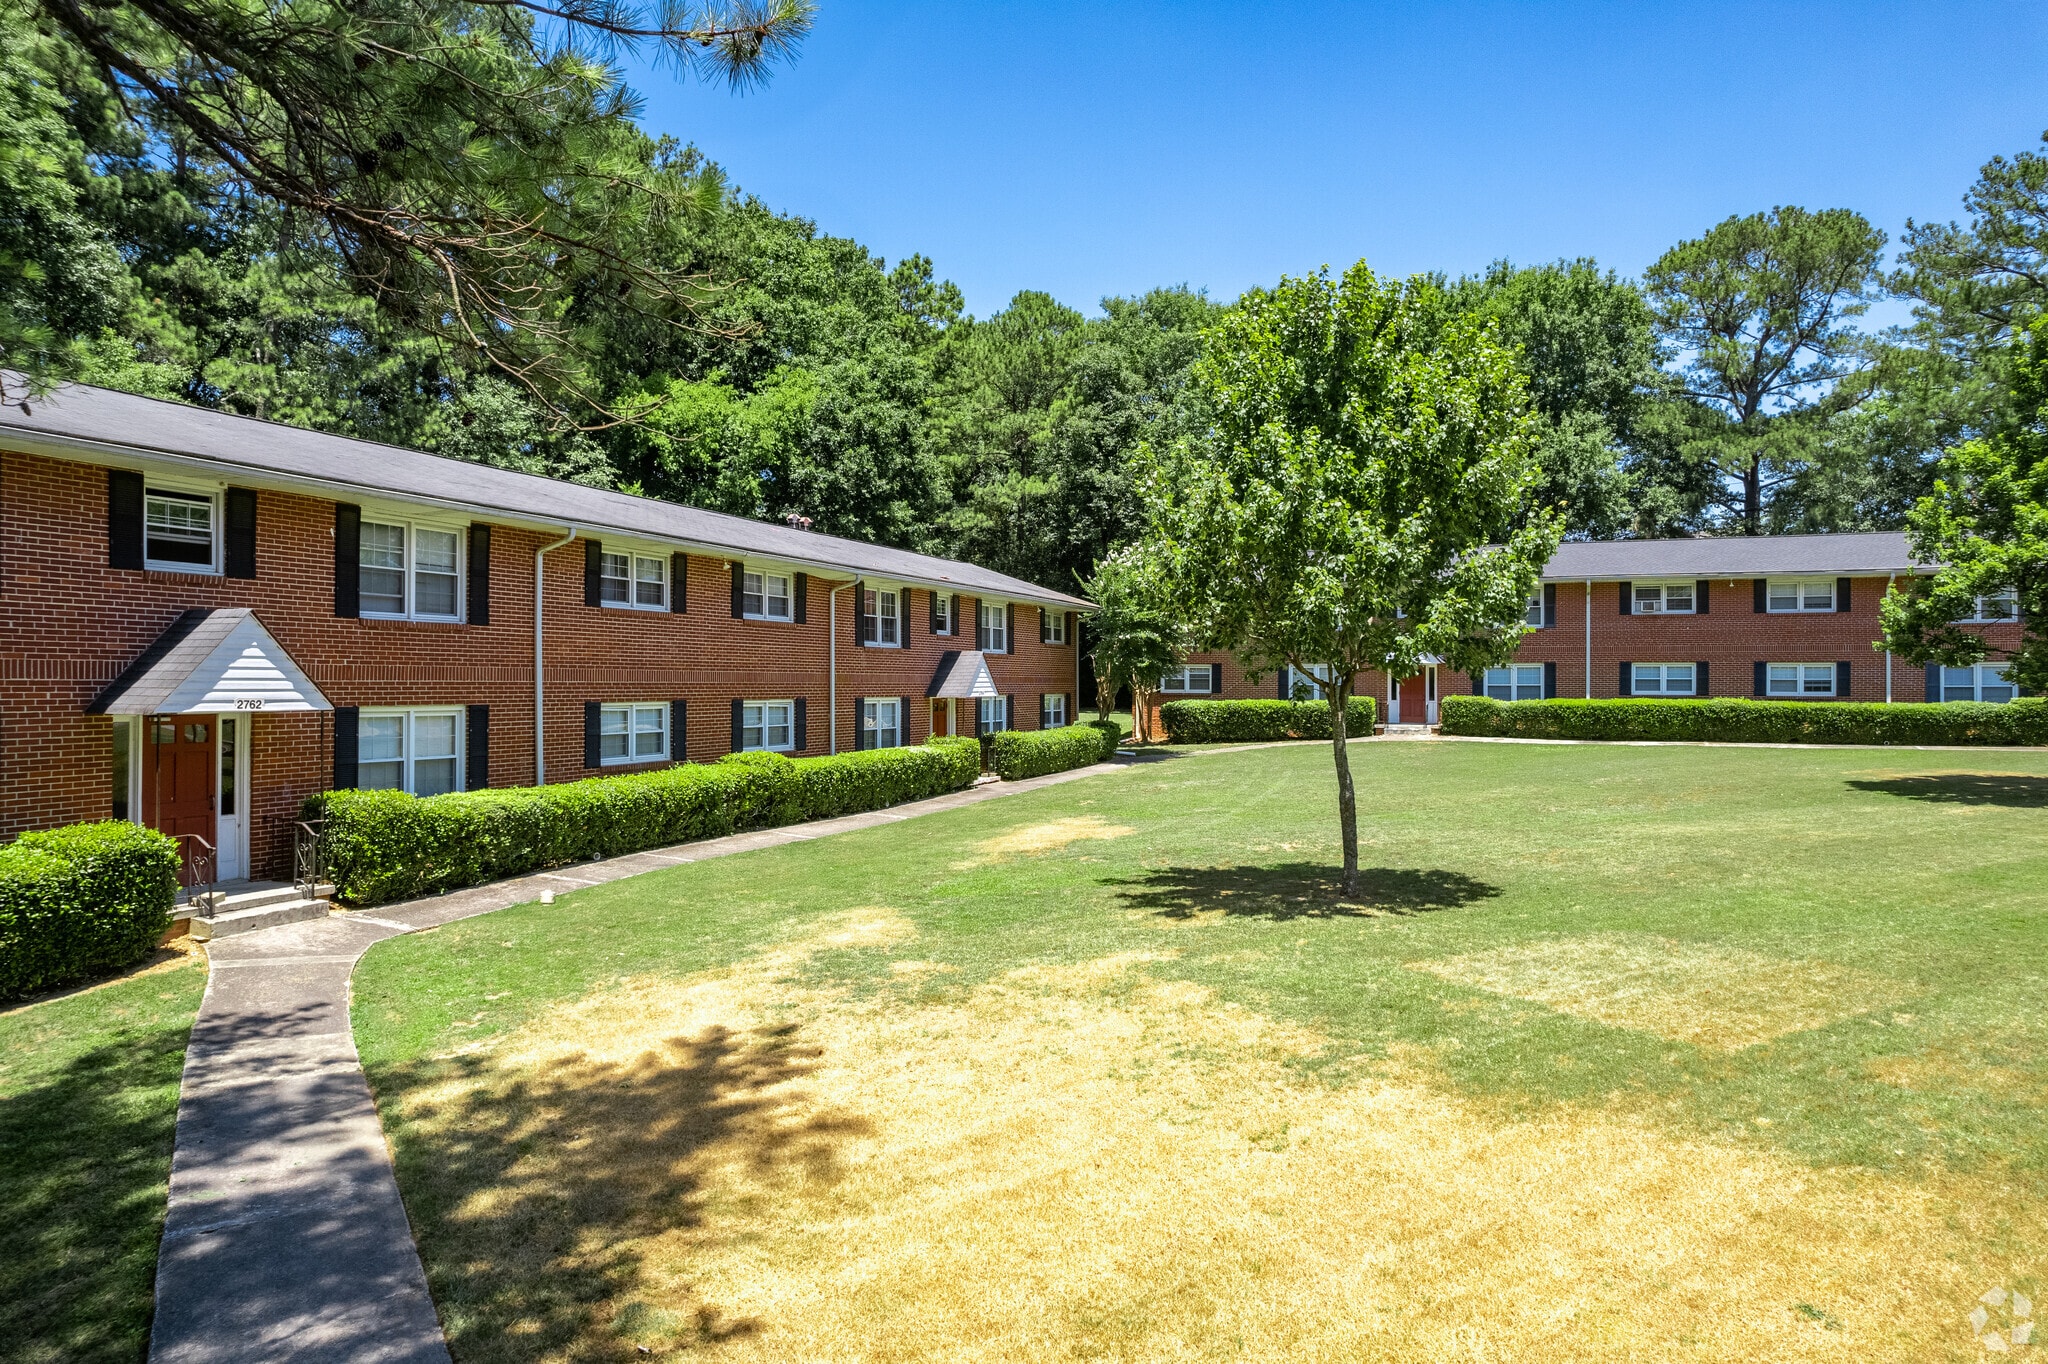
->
{"left": 145, "top": 717, "right": 215, "bottom": 881}
{"left": 931, "top": 700, "right": 951, "bottom": 737}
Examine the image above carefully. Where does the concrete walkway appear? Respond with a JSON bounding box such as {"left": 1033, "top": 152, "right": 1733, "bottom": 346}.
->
{"left": 148, "top": 761, "right": 1124, "bottom": 1364}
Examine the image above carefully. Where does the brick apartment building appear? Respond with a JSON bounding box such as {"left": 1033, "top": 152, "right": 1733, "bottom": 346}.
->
{"left": 1155, "top": 534, "right": 2024, "bottom": 727}
{"left": 0, "top": 382, "right": 1089, "bottom": 882}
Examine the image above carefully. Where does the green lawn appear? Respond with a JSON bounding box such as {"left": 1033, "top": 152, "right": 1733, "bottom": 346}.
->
{"left": 353, "top": 740, "right": 2048, "bottom": 1362}
{"left": 0, "top": 956, "right": 206, "bottom": 1364}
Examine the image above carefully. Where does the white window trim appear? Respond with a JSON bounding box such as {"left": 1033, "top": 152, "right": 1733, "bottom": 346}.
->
{"left": 1765, "top": 578, "right": 1836, "bottom": 614}
{"left": 1159, "top": 664, "right": 1214, "bottom": 694}
{"left": 1523, "top": 595, "right": 1544, "bottom": 627}
{"left": 1484, "top": 664, "right": 1545, "bottom": 701}
{"left": 143, "top": 481, "right": 222, "bottom": 576}
{"left": 742, "top": 568, "right": 794, "bottom": 622}
{"left": 1962, "top": 591, "right": 2020, "bottom": 624}
{"left": 1941, "top": 662, "right": 2017, "bottom": 703}
{"left": 599, "top": 548, "right": 670, "bottom": 612}
{"left": 598, "top": 701, "right": 670, "bottom": 765}
{"left": 357, "top": 707, "right": 464, "bottom": 796}
{"left": 861, "top": 697, "right": 902, "bottom": 749}
{"left": 933, "top": 595, "right": 953, "bottom": 636}
{"left": 1765, "top": 663, "right": 1837, "bottom": 698}
{"left": 863, "top": 585, "right": 904, "bottom": 648}
{"left": 1044, "top": 609, "right": 1068, "bottom": 645}
{"left": 981, "top": 600, "right": 1010, "bottom": 654}
{"left": 360, "top": 518, "right": 466, "bottom": 623}
{"left": 1632, "top": 580, "right": 1696, "bottom": 615}
{"left": 978, "top": 695, "right": 1009, "bottom": 734}
{"left": 1631, "top": 662, "right": 1697, "bottom": 696}
{"left": 742, "top": 699, "right": 796, "bottom": 752}
{"left": 1042, "top": 693, "right": 1068, "bottom": 727}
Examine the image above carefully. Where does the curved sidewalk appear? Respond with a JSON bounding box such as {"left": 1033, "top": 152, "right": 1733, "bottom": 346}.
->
{"left": 148, "top": 762, "right": 1123, "bottom": 1364}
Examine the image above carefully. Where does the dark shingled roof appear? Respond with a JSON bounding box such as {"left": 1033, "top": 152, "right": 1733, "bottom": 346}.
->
{"left": 1542, "top": 532, "right": 1920, "bottom": 581}
{"left": 0, "top": 378, "right": 1092, "bottom": 610}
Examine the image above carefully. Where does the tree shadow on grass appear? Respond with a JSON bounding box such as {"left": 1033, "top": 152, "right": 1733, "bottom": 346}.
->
{"left": 373, "top": 1019, "right": 869, "bottom": 1360}
{"left": 1106, "top": 861, "right": 1503, "bottom": 921}
{"left": 1847, "top": 774, "right": 2048, "bottom": 808}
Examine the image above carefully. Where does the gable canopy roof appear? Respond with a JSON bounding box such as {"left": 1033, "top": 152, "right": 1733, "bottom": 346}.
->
{"left": 0, "top": 378, "right": 1092, "bottom": 612}
{"left": 88, "top": 608, "right": 331, "bottom": 715}
{"left": 927, "top": 651, "right": 1001, "bottom": 699}
{"left": 1542, "top": 532, "right": 1921, "bottom": 581}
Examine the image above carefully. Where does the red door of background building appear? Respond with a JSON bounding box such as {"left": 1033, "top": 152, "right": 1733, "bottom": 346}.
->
{"left": 145, "top": 716, "right": 214, "bottom": 882}
{"left": 931, "top": 699, "right": 951, "bottom": 737}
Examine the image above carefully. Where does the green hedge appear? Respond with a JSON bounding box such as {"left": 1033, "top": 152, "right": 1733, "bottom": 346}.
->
{"left": 1439, "top": 695, "right": 2048, "bottom": 746}
{"left": 988, "top": 724, "right": 1120, "bottom": 780}
{"left": 310, "top": 738, "right": 983, "bottom": 907}
{"left": 1159, "top": 697, "right": 1377, "bottom": 744}
{"left": 0, "top": 822, "right": 180, "bottom": 1000}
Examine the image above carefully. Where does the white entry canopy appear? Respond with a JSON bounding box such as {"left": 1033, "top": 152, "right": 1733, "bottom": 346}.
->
{"left": 88, "top": 608, "right": 331, "bottom": 715}
{"left": 927, "top": 650, "right": 1000, "bottom": 700}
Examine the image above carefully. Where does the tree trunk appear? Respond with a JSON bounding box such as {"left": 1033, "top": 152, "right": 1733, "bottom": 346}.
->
{"left": 1329, "top": 681, "right": 1359, "bottom": 898}
{"left": 1132, "top": 685, "right": 1154, "bottom": 743}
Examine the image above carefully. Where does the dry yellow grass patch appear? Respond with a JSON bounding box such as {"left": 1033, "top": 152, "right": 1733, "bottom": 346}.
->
{"left": 404, "top": 915, "right": 2016, "bottom": 1362}
{"left": 1412, "top": 932, "right": 1914, "bottom": 1050}
{"left": 954, "top": 815, "right": 1135, "bottom": 868}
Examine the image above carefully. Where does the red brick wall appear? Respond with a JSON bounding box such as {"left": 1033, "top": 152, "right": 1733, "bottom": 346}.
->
{"left": 0, "top": 446, "right": 1084, "bottom": 876}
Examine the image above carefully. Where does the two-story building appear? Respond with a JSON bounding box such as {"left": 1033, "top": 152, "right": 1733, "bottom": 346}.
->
{"left": 0, "top": 381, "right": 1090, "bottom": 882}
{"left": 1156, "top": 533, "right": 2023, "bottom": 726}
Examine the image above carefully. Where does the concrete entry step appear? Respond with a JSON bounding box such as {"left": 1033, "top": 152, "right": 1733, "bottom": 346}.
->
{"left": 184, "top": 880, "right": 336, "bottom": 941}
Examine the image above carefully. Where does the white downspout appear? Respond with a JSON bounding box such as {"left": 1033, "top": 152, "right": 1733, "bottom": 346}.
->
{"left": 1885, "top": 572, "right": 1896, "bottom": 703}
{"left": 1584, "top": 579, "right": 1593, "bottom": 698}
{"left": 829, "top": 580, "right": 854, "bottom": 753}
{"left": 534, "top": 526, "right": 577, "bottom": 786}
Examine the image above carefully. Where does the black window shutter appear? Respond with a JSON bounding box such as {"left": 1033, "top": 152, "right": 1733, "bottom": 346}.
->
{"left": 1006, "top": 603, "right": 1016, "bottom": 652}
{"left": 1836, "top": 577, "right": 1852, "bottom": 612}
{"left": 1278, "top": 667, "right": 1291, "bottom": 699}
{"left": 1695, "top": 580, "right": 1710, "bottom": 615}
{"left": 1618, "top": 661, "right": 1633, "bottom": 696}
{"left": 1618, "top": 581, "right": 1632, "bottom": 615}
{"left": 465, "top": 524, "right": 491, "bottom": 625}
{"left": 854, "top": 580, "right": 867, "bottom": 646}
{"left": 583, "top": 700, "right": 601, "bottom": 768}
{"left": 1925, "top": 662, "right": 1940, "bottom": 702}
{"left": 794, "top": 697, "right": 807, "bottom": 751}
{"left": 225, "top": 487, "right": 258, "bottom": 578}
{"left": 1006, "top": 694, "right": 1016, "bottom": 729}
{"left": 730, "top": 562, "right": 744, "bottom": 618}
{"left": 1543, "top": 582, "right": 1557, "bottom": 628}
{"left": 1695, "top": 661, "right": 1710, "bottom": 697}
{"left": 1754, "top": 661, "right": 1767, "bottom": 696}
{"left": 929, "top": 591, "right": 941, "bottom": 634}
{"left": 670, "top": 699, "right": 686, "bottom": 760}
{"left": 901, "top": 697, "right": 912, "bottom": 741}
{"left": 108, "top": 470, "right": 144, "bottom": 569}
{"left": 670, "top": 553, "right": 687, "bottom": 613}
{"left": 1753, "top": 578, "right": 1767, "bottom": 613}
{"left": 1836, "top": 661, "right": 1851, "bottom": 697}
{"left": 1211, "top": 664, "right": 1224, "bottom": 694}
{"left": 1067, "top": 611, "right": 1077, "bottom": 645}
{"left": 731, "top": 698, "right": 744, "bottom": 751}
{"left": 334, "top": 503, "right": 361, "bottom": 618}
{"left": 332, "top": 706, "right": 359, "bottom": 789}
{"left": 1040, "top": 609, "right": 1050, "bottom": 644}
{"left": 1470, "top": 671, "right": 1483, "bottom": 695}
{"left": 951, "top": 595, "right": 961, "bottom": 636}
{"left": 899, "top": 588, "right": 911, "bottom": 644}
{"left": 1543, "top": 661, "right": 1558, "bottom": 699}
{"left": 465, "top": 704, "right": 489, "bottom": 790}
{"left": 583, "top": 539, "right": 602, "bottom": 607}
{"left": 794, "top": 571, "right": 808, "bottom": 624}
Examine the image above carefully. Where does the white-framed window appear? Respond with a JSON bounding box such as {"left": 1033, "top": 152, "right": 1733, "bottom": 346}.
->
{"left": 742, "top": 569, "right": 792, "bottom": 621}
{"left": 934, "top": 594, "right": 953, "bottom": 635}
{"left": 1964, "top": 590, "right": 2019, "bottom": 623}
{"left": 742, "top": 700, "right": 795, "bottom": 751}
{"left": 1766, "top": 578, "right": 1835, "bottom": 613}
{"left": 1633, "top": 581, "right": 1695, "bottom": 615}
{"left": 978, "top": 695, "right": 1009, "bottom": 734}
{"left": 1485, "top": 664, "right": 1544, "bottom": 701}
{"left": 1523, "top": 595, "right": 1544, "bottom": 627}
{"left": 862, "top": 585, "right": 901, "bottom": 646}
{"left": 600, "top": 551, "right": 667, "bottom": 610}
{"left": 1289, "top": 663, "right": 1334, "bottom": 699}
{"left": 1044, "top": 610, "right": 1068, "bottom": 644}
{"left": 861, "top": 697, "right": 901, "bottom": 749}
{"left": 144, "top": 487, "right": 219, "bottom": 572}
{"left": 358, "top": 708, "right": 462, "bottom": 796}
{"left": 1942, "top": 663, "right": 2017, "bottom": 703}
{"left": 599, "top": 702, "right": 669, "bottom": 764}
{"left": 1042, "top": 693, "right": 1067, "bottom": 727}
{"left": 981, "top": 600, "right": 1008, "bottom": 653}
{"left": 1766, "top": 663, "right": 1836, "bottom": 697}
{"left": 1632, "top": 663, "right": 1695, "bottom": 696}
{"left": 361, "top": 520, "right": 462, "bottom": 620}
{"left": 1160, "top": 664, "right": 1214, "bottom": 693}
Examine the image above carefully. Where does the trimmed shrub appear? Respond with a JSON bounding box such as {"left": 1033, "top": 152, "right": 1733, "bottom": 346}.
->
{"left": 311, "top": 737, "right": 984, "bottom": 907}
{"left": 988, "top": 724, "right": 1120, "bottom": 781}
{"left": 0, "top": 821, "right": 180, "bottom": 1000}
{"left": 1083, "top": 718, "right": 1126, "bottom": 756}
{"left": 1440, "top": 695, "right": 2048, "bottom": 746}
{"left": 1159, "top": 697, "right": 1377, "bottom": 744}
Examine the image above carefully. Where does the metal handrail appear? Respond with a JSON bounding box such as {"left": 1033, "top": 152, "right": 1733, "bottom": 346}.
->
{"left": 293, "top": 819, "right": 326, "bottom": 900}
{"left": 175, "top": 833, "right": 216, "bottom": 905}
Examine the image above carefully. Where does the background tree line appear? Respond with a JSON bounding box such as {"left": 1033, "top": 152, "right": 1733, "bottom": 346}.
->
{"left": 5, "top": 0, "right": 2048, "bottom": 596}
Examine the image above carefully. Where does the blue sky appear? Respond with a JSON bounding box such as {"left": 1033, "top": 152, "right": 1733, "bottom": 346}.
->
{"left": 625, "top": 1, "right": 2048, "bottom": 319}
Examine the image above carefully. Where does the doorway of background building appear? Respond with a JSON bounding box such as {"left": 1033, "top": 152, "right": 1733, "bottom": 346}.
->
{"left": 1389, "top": 667, "right": 1438, "bottom": 725}
{"left": 142, "top": 714, "right": 249, "bottom": 885}
{"left": 931, "top": 699, "right": 952, "bottom": 737}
